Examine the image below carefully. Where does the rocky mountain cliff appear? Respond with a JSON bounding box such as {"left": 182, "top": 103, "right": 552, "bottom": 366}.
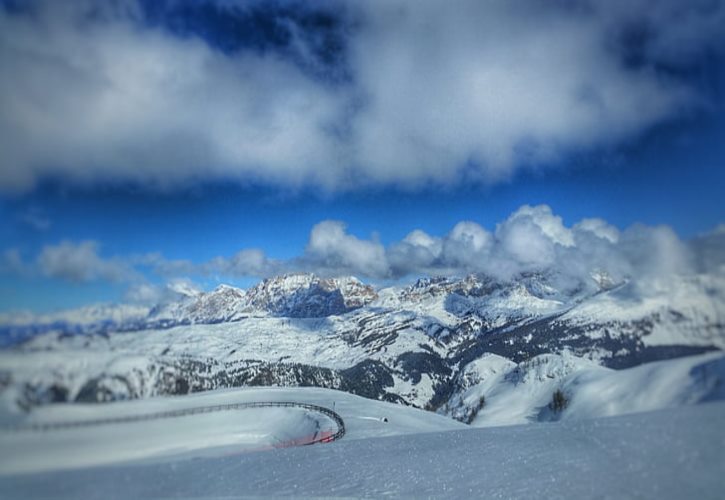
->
{"left": 245, "top": 274, "right": 377, "bottom": 317}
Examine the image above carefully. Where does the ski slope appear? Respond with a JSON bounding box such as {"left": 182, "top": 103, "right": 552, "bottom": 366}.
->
{"left": 2, "top": 356, "right": 724, "bottom": 498}
{"left": 0, "top": 386, "right": 465, "bottom": 475}
{"left": 0, "top": 398, "right": 723, "bottom": 499}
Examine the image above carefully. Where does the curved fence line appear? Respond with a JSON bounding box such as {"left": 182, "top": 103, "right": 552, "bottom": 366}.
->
{"left": 2, "top": 401, "right": 345, "bottom": 445}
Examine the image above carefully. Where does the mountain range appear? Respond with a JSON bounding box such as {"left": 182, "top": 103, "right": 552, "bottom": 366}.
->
{"left": 0, "top": 271, "right": 723, "bottom": 423}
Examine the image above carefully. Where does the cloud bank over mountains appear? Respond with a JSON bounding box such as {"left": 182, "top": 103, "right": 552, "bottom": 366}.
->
{"left": 4, "top": 205, "right": 723, "bottom": 304}
{"left": 1, "top": 0, "right": 724, "bottom": 193}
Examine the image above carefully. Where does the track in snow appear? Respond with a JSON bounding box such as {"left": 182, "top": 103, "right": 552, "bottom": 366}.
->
{"left": 3, "top": 401, "right": 345, "bottom": 446}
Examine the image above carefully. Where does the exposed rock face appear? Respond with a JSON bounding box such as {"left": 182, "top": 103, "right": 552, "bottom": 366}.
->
{"left": 245, "top": 274, "right": 377, "bottom": 318}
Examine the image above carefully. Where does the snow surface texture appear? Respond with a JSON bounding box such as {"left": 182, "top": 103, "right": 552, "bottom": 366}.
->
{"left": 1, "top": 394, "right": 723, "bottom": 499}
{"left": 0, "top": 387, "right": 465, "bottom": 475}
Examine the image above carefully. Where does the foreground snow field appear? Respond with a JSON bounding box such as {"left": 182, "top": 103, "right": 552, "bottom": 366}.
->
{"left": 0, "top": 386, "right": 465, "bottom": 475}
{"left": 1, "top": 396, "right": 723, "bottom": 498}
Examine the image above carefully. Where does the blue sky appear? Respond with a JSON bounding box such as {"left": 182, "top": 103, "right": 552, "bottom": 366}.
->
{"left": 1, "top": 0, "right": 724, "bottom": 313}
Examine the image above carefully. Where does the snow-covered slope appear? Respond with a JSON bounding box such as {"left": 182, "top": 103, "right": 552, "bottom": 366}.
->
{"left": 0, "top": 315, "right": 448, "bottom": 412}
{"left": 3, "top": 271, "right": 722, "bottom": 350}
{"left": 0, "top": 274, "right": 379, "bottom": 336}
{"left": 442, "top": 351, "right": 725, "bottom": 427}
{"left": 0, "top": 271, "right": 723, "bottom": 419}
{"left": 559, "top": 275, "right": 725, "bottom": 348}
{"left": 0, "top": 386, "right": 465, "bottom": 474}
{"left": 146, "top": 284, "right": 248, "bottom": 325}
{"left": 1, "top": 398, "right": 723, "bottom": 499}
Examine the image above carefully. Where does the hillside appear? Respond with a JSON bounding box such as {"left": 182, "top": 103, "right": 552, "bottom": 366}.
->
{"left": 1, "top": 388, "right": 723, "bottom": 498}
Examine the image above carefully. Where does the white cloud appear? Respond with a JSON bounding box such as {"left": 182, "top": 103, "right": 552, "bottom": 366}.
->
{"left": 0, "top": 0, "right": 347, "bottom": 192}
{"left": 618, "top": 225, "right": 694, "bottom": 282}
{"left": 495, "top": 217, "right": 557, "bottom": 270}
{"left": 503, "top": 205, "right": 574, "bottom": 247}
{"left": 440, "top": 222, "right": 493, "bottom": 272}
{"left": 4, "top": 206, "right": 721, "bottom": 293}
{"left": 346, "top": 0, "right": 700, "bottom": 186}
{"left": 388, "top": 230, "right": 443, "bottom": 277}
{"left": 124, "top": 278, "right": 203, "bottom": 304}
{"left": 203, "top": 206, "right": 718, "bottom": 286}
{"left": 302, "top": 220, "right": 389, "bottom": 278}
{"left": 205, "top": 249, "right": 279, "bottom": 278}
{"left": 0, "top": 0, "right": 722, "bottom": 192}
{"left": 574, "top": 218, "right": 620, "bottom": 244}
{"left": 37, "top": 240, "right": 135, "bottom": 283}
{"left": 691, "top": 226, "right": 725, "bottom": 273}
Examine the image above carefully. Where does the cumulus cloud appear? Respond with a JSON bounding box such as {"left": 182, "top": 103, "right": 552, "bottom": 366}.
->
{"left": 440, "top": 222, "right": 493, "bottom": 272}
{"left": 3, "top": 206, "right": 721, "bottom": 294}
{"left": 0, "top": 0, "right": 723, "bottom": 192}
{"left": 387, "top": 230, "right": 443, "bottom": 277}
{"left": 574, "top": 219, "right": 620, "bottom": 244}
{"left": 36, "top": 240, "right": 136, "bottom": 283}
{"left": 205, "top": 249, "right": 280, "bottom": 278}
{"left": 199, "top": 205, "right": 715, "bottom": 288}
{"left": 124, "top": 278, "right": 203, "bottom": 304}
{"left": 692, "top": 226, "right": 725, "bottom": 273}
{"left": 0, "top": 0, "right": 348, "bottom": 192}
{"left": 286, "top": 205, "right": 716, "bottom": 290}
{"left": 301, "top": 220, "right": 389, "bottom": 278}
{"left": 618, "top": 224, "right": 694, "bottom": 281}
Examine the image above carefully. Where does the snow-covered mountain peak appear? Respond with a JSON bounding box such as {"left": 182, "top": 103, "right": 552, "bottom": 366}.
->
{"left": 184, "top": 285, "right": 247, "bottom": 320}
{"left": 256, "top": 273, "right": 318, "bottom": 290}
{"left": 147, "top": 283, "right": 248, "bottom": 325}
{"left": 204, "top": 284, "right": 246, "bottom": 301}
{"left": 245, "top": 273, "right": 377, "bottom": 318}
{"left": 400, "top": 272, "right": 579, "bottom": 302}
{"left": 2, "top": 270, "right": 723, "bottom": 365}
{"left": 329, "top": 276, "right": 378, "bottom": 308}
{"left": 211, "top": 283, "right": 243, "bottom": 293}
